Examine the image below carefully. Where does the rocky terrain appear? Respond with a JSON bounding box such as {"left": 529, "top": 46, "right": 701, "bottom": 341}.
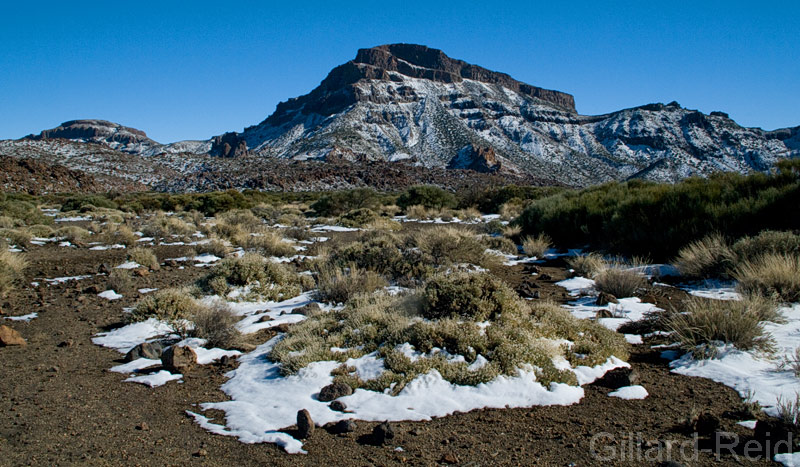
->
{"left": 1, "top": 43, "right": 798, "bottom": 191}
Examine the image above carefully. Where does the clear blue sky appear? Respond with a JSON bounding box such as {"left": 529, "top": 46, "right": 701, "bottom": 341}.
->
{"left": 1, "top": 1, "right": 797, "bottom": 143}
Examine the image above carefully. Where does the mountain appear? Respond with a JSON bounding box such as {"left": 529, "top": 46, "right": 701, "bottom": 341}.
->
{"left": 5, "top": 43, "right": 799, "bottom": 191}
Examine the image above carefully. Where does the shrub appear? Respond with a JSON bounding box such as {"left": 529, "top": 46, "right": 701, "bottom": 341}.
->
{"left": 776, "top": 393, "right": 800, "bottom": 427}
{"left": 107, "top": 269, "right": 133, "bottom": 294}
{"left": 521, "top": 233, "right": 551, "bottom": 258}
{"left": 0, "top": 228, "right": 31, "bottom": 247}
{"left": 404, "top": 204, "right": 430, "bottom": 220}
{"left": 203, "top": 253, "right": 301, "bottom": 301}
{"left": 128, "top": 247, "right": 159, "bottom": 270}
{"left": 0, "top": 199, "right": 52, "bottom": 226}
{"left": 422, "top": 271, "right": 519, "bottom": 321}
{"left": 315, "top": 264, "right": 388, "bottom": 304}
{"left": 55, "top": 226, "right": 90, "bottom": 243}
{"left": 141, "top": 214, "right": 195, "bottom": 239}
{"left": 99, "top": 224, "right": 138, "bottom": 247}
{"left": 480, "top": 235, "right": 518, "bottom": 255}
{"left": 191, "top": 301, "right": 242, "bottom": 349}
{"left": 326, "top": 231, "right": 432, "bottom": 282}
{"left": 0, "top": 251, "right": 26, "bottom": 296}
{"left": 674, "top": 234, "right": 735, "bottom": 279}
{"left": 734, "top": 253, "right": 800, "bottom": 302}
{"left": 310, "top": 188, "right": 381, "bottom": 217}
{"left": 502, "top": 225, "right": 522, "bottom": 239}
{"left": 398, "top": 185, "right": 456, "bottom": 211}
{"left": 499, "top": 201, "right": 523, "bottom": 221}
{"left": 337, "top": 208, "right": 379, "bottom": 228}
{"left": 567, "top": 253, "right": 607, "bottom": 278}
{"left": 732, "top": 231, "right": 800, "bottom": 263}
{"left": 232, "top": 228, "right": 296, "bottom": 257}
{"left": 60, "top": 195, "right": 117, "bottom": 212}
{"left": 195, "top": 238, "right": 232, "bottom": 257}
{"left": 413, "top": 226, "right": 491, "bottom": 268}
{"left": 26, "top": 224, "right": 54, "bottom": 238}
{"left": 593, "top": 267, "right": 648, "bottom": 298}
{"left": 128, "top": 288, "right": 203, "bottom": 332}
{"left": 666, "top": 296, "right": 779, "bottom": 357}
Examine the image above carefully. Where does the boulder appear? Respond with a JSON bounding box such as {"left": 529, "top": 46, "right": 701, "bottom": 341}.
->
{"left": 594, "top": 367, "right": 639, "bottom": 389}
{"left": 372, "top": 422, "right": 394, "bottom": 445}
{"left": 318, "top": 382, "right": 353, "bottom": 402}
{"left": 595, "top": 292, "right": 619, "bottom": 306}
{"left": 329, "top": 400, "right": 347, "bottom": 412}
{"left": 161, "top": 345, "right": 197, "bottom": 373}
{"left": 125, "top": 342, "right": 163, "bottom": 362}
{"left": 0, "top": 325, "right": 26, "bottom": 346}
{"left": 297, "top": 409, "right": 314, "bottom": 439}
{"left": 331, "top": 419, "right": 357, "bottom": 434}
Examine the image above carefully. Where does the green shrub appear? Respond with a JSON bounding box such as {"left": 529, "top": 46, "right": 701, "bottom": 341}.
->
{"left": 480, "top": 235, "right": 518, "bottom": 255}
{"left": 128, "top": 247, "right": 159, "bottom": 270}
{"left": 0, "top": 228, "right": 32, "bottom": 247}
{"left": 734, "top": 253, "right": 800, "bottom": 302}
{"left": 567, "top": 253, "right": 607, "bottom": 278}
{"left": 422, "top": 271, "right": 519, "bottom": 321}
{"left": 398, "top": 185, "right": 456, "bottom": 211}
{"left": 60, "top": 195, "right": 117, "bottom": 212}
{"left": 593, "top": 267, "right": 648, "bottom": 298}
{"left": 732, "top": 231, "right": 800, "bottom": 263}
{"left": 337, "top": 208, "right": 379, "bottom": 228}
{"left": 107, "top": 269, "right": 133, "bottom": 294}
{"left": 203, "top": 253, "right": 301, "bottom": 301}
{"left": 522, "top": 233, "right": 551, "bottom": 258}
{"left": 128, "top": 288, "right": 203, "bottom": 332}
{"left": 191, "top": 301, "right": 242, "bottom": 349}
{"left": 674, "top": 233, "right": 735, "bottom": 279}
{"left": 55, "top": 226, "right": 91, "bottom": 243}
{"left": 0, "top": 251, "right": 26, "bottom": 297}
{"left": 667, "top": 296, "right": 780, "bottom": 357}
{"left": 413, "top": 226, "right": 491, "bottom": 268}
{"left": 0, "top": 199, "right": 51, "bottom": 226}
{"left": 315, "top": 264, "right": 388, "bottom": 304}
{"left": 25, "top": 224, "right": 54, "bottom": 238}
{"left": 310, "top": 188, "right": 381, "bottom": 217}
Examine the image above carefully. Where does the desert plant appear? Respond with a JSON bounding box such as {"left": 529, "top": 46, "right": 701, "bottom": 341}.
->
{"left": 55, "top": 225, "right": 91, "bottom": 243}
{"left": 666, "top": 296, "right": 780, "bottom": 357}
{"left": 732, "top": 230, "right": 800, "bottom": 263}
{"left": 422, "top": 271, "right": 519, "bottom": 321}
{"left": 25, "top": 224, "right": 54, "bottom": 238}
{"left": 567, "top": 253, "right": 607, "bottom": 278}
{"left": 141, "top": 213, "right": 195, "bottom": 239}
{"left": 195, "top": 238, "right": 232, "bottom": 257}
{"left": 501, "top": 224, "right": 522, "bottom": 239}
{"left": 480, "top": 235, "right": 518, "bottom": 255}
{"left": 413, "top": 226, "right": 491, "bottom": 268}
{"left": 337, "top": 208, "right": 379, "bottom": 228}
{"left": 397, "top": 185, "right": 456, "bottom": 211}
{"left": 776, "top": 393, "right": 800, "bottom": 426}
{"left": 315, "top": 264, "right": 388, "bottom": 304}
{"left": 128, "top": 247, "right": 159, "bottom": 270}
{"left": 0, "top": 228, "right": 32, "bottom": 247}
{"left": 673, "top": 233, "right": 735, "bottom": 279}
{"left": 107, "top": 269, "right": 133, "bottom": 294}
{"left": 521, "top": 233, "right": 552, "bottom": 258}
{"left": 593, "top": 267, "right": 648, "bottom": 298}
{"left": 99, "top": 223, "right": 138, "bottom": 247}
{"left": 203, "top": 253, "right": 301, "bottom": 301}
{"left": 777, "top": 347, "right": 800, "bottom": 377}
{"left": 128, "top": 287, "right": 204, "bottom": 334}
{"left": 404, "top": 204, "right": 430, "bottom": 220}
{"left": 734, "top": 253, "right": 800, "bottom": 302}
{"left": 233, "top": 228, "right": 296, "bottom": 257}
{"left": 191, "top": 301, "right": 242, "bottom": 349}
{"left": 0, "top": 251, "right": 27, "bottom": 296}
{"left": 499, "top": 201, "right": 523, "bottom": 221}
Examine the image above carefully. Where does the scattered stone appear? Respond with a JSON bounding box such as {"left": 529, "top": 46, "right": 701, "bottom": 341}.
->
{"left": 440, "top": 452, "right": 459, "bottom": 464}
{"left": 595, "top": 292, "right": 618, "bottom": 306}
{"left": 273, "top": 323, "right": 291, "bottom": 333}
{"left": 165, "top": 259, "right": 180, "bottom": 268}
{"left": 318, "top": 382, "right": 354, "bottom": 402}
{"left": 372, "top": 422, "right": 394, "bottom": 445}
{"left": 523, "top": 264, "right": 540, "bottom": 274}
{"left": 329, "top": 400, "right": 347, "bottom": 412}
{"left": 133, "top": 268, "right": 149, "bottom": 277}
{"left": 639, "top": 292, "right": 658, "bottom": 304}
{"left": 193, "top": 448, "right": 208, "bottom": 457}
{"left": 98, "top": 263, "right": 111, "bottom": 274}
{"left": 83, "top": 285, "right": 102, "bottom": 295}
{"left": 331, "top": 419, "right": 357, "bottom": 434}
{"left": 297, "top": 409, "right": 314, "bottom": 439}
{"left": 0, "top": 325, "right": 26, "bottom": 347}
{"left": 694, "top": 413, "right": 720, "bottom": 436}
{"left": 595, "top": 309, "right": 613, "bottom": 319}
{"left": 256, "top": 315, "right": 273, "bottom": 323}
{"left": 538, "top": 273, "right": 552, "bottom": 281}
{"left": 136, "top": 422, "right": 149, "bottom": 431}
{"left": 160, "top": 345, "right": 197, "bottom": 373}
{"left": 58, "top": 340, "right": 73, "bottom": 348}
{"left": 293, "top": 303, "right": 321, "bottom": 316}
{"left": 125, "top": 342, "right": 163, "bottom": 362}
{"left": 594, "top": 367, "right": 639, "bottom": 389}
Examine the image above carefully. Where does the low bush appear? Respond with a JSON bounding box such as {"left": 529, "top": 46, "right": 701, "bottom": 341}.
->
{"left": 674, "top": 234, "right": 735, "bottom": 279}
{"left": 141, "top": 214, "right": 195, "bottom": 239}
{"left": 0, "top": 251, "right": 27, "bottom": 296}
{"left": 337, "top": 208, "right": 379, "bottom": 228}
{"left": 315, "top": 264, "right": 388, "bottom": 304}
{"left": 0, "top": 199, "right": 52, "bottom": 226}
{"left": 734, "top": 253, "right": 800, "bottom": 302}
{"left": 422, "top": 271, "right": 520, "bottom": 321}
{"left": 398, "top": 185, "right": 456, "bottom": 211}
{"left": 107, "top": 269, "right": 133, "bottom": 294}
{"left": 310, "top": 188, "right": 382, "bottom": 217}
{"left": 593, "top": 267, "right": 648, "bottom": 298}
{"left": 666, "top": 296, "right": 780, "bottom": 357}
{"left": 191, "top": 301, "right": 242, "bottom": 349}
{"left": 98, "top": 224, "right": 138, "bottom": 247}
{"left": 413, "top": 226, "right": 492, "bottom": 268}
{"left": 195, "top": 238, "right": 232, "bottom": 257}
{"left": 480, "top": 235, "right": 518, "bottom": 255}
{"left": 233, "top": 228, "right": 296, "bottom": 257}
{"left": 732, "top": 231, "right": 800, "bottom": 263}
{"left": 0, "top": 228, "right": 31, "bottom": 247}
{"left": 55, "top": 226, "right": 91, "bottom": 243}
{"left": 521, "top": 233, "right": 551, "bottom": 258}
{"left": 202, "top": 253, "right": 302, "bottom": 301}
{"left": 567, "top": 253, "right": 607, "bottom": 278}
{"left": 404, "top": 204, "right": 430, "bottom": 220}
{"left": 128, "top": 288, "right": 203, "bottom": 334}
{"left": 128, "top": 247, "right": 159, "bottom": 270}
{"left": 271, "top": 287, "right": 627, "bottom": 394}
{"left": 25, "top": 224, "right": 54, "bottom": 238}
{"left": 499, "top": 201, "right": 523, "bottom": 221}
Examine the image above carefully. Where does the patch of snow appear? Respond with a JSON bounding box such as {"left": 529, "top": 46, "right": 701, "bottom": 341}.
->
{"left": 44, "top": 274, "right": 93, "bottom": 284}
{"left": 556, "top": 277, "right": 595, "bottom": 296}
{"left": 110, "top": 358, "right": 161, "bottom": 374}
{"left": 310, "top": 225, "right": 360, "bottom": 232}
{"left": 608, "top": 385, "right": 649, "bottom": 400}
{"left": 4, "top": 312, "right": 37, "bottom": 322}
{"left": 737, "top": 420, "right": 758, "bottom": 429}
{"left": 138, "top": 288, "right": 158, "bottom": 294}
{"left": 775, "top": 452, "right": 800, "bottom": 466}
{"left": 678, "top": 280, "right": 741, "bottom": 300}
{"left": 125, "top": 370, "right": 182, "bottom": 387}
{"left": 55, "top": 216, "right": 91, "bottom": 222}
{"left": 92, "top": 318, "right": 174, "bottom": 354}
{"left": 98, "top": 290, "right": 123, "bottom": 300}
{"left": 194, "top": 253, "right": 221, "bottom": 263}
{"left": 344, "top": 352, "right": 386, "bottom": 381}
{"left": 624, "top": 334, "right": 644, "bottom": 344}
{"left": 115, "top": 261, "right": 141, "bottom": 269}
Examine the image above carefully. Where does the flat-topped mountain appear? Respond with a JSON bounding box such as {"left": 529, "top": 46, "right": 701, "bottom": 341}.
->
{"left": 8, "top": 44, "right": 799, "bottom": 190}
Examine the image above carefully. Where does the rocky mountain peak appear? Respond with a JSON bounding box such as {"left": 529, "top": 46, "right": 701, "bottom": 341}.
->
{"left": 23, "top": 119, "right": 158, "bottom": 153}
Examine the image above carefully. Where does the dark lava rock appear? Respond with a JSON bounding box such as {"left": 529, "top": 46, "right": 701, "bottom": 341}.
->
{"left": 595, "top": 292, "right": 619, "bottom": 306}
{"left": 318, "top": 382, "right": 353, "bottom": 402}
{"left": 292, "top": 303, "right": 321, "bottom": 316}
{"left": 372, "top": 422, "right": 395, "bottom": 445}
{"left": 297, "top": 409, "right": 314, "bottom": 439}
{"left": 329, "top": 400, "right": 347, "bottom": 412}
{"left": 331, "top": 419, "right": 357, "bottom": 434}
{"left": 595, "top": 309, "right": 613, "bottom": 319}
{"left": 694, "top": 413, "right": 720, "bottom": 436}
{"left": 125, "top": 342, "right": 163, "bottom": 362}
{"left": 594, "top": 367, "right": 640, "bottom": 389}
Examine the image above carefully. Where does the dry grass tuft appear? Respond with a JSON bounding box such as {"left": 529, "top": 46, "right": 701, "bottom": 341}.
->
{"left": 593, "top": 267, "right": 648, "bottom": 298}
{"left": 128, "top": 247, "right": 160, "bottom": 270}
{"left": 734, "top": 253, "right": 800, "bottom": 303}
{"left": 315, "top": 264, "right": 388, "bottom": 304}
{"left": 521, "top": 233, "right": 551, "bottom": 258}
{"left": 567, "top": 253, "right": 607, "bottom": 278}
{"left": 674, "top": 233, "right": 735, "bottom": 279}
{"left": 191, "top": 301, "right": 242, "bottom": 349}
{"left": 0, "top": 251, "right": 27, "bottom": 296}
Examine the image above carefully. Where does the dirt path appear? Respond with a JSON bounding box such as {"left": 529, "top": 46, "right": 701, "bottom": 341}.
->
{"left": 0, "top": 244, "right": 779, "bottom": 466}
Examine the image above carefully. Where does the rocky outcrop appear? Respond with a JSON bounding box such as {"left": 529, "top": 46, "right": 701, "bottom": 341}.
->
{"left": 448, "top": 144, "right": 501, "bottom": 173}
{"left": 210, "top": 132, "right": 248, "bottom": 158}
{"left": 24, "top": 119, "right": 158, "bottom": 153}
{"left": 0, "top": 156, "right": 128, "bottom": 194}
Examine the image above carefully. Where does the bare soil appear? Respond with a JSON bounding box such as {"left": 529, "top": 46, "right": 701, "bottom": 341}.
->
{"left": 0, "top": 233, "right": 781, "bottom": 466}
